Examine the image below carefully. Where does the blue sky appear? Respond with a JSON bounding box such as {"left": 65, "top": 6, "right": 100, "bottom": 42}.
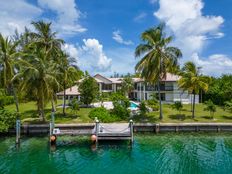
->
{"left": 0, "top": 0, "right": 232, "bottom": 76}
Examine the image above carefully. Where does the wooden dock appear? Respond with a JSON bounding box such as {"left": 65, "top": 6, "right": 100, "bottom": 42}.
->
{"left": 94, "top": 122, "right": 133, "bottom": 141}
{"left": 50, "top": 120, "right": 134, "bottom": 143}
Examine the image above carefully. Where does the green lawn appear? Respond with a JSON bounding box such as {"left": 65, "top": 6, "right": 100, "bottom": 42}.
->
{"left": 137, "top": 104, "right": 232, "bottom": 123}
{"left": 4, "top": 101, "right": 232, "bottom": 124}
{"left": 5, "top": 100, "right": 93, "bottom": 124}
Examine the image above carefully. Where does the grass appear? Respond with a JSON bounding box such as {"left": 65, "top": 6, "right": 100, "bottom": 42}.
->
{"left": 5, "top": 100, "right": 93, "bottom": 124}
{"left": 4, "top": 101, "right": 232, "bottom": 124}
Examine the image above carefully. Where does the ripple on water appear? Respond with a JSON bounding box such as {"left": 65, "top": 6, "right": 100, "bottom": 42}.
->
{"left": 1, "top": 133, "right": 232, "bottom": 174}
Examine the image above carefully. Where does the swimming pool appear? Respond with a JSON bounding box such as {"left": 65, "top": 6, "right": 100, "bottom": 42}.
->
{"left": 130, "top": 101, "right": 139, "bottom": 109}
{"left": 1, "top": 133, "right": 232, "bottom": 174}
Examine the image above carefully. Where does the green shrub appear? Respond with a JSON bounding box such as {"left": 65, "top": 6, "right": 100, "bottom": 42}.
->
{"left": 0, "top": 96, "right": 14, "bottom": 108}
{"left": 204, "top": 100, "right": 216, "bottom": 119}
{"left": 89, "top": 107, "right": 118, "bottom": 122}
{"left": 171, "top": 101, "right": 183, "bottom": 113}
{"left": 146, "top": 99, "right": 159, "bottom": 111}
{"left": 110, "top": 92, "right": 130, "bottom": 119}
{"left": 0, "top": 109, "right": 17, "bottom": 132}
{"left": 69, "top": 98, "right": 80, "bottom": 115}
{"left": 139, "top": 101, "right": 149, "bottom": 116}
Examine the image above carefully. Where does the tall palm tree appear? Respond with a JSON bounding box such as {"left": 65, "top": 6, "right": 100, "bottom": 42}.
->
{"left": 121, "top": 76, "right": 134, "bottom": 98}
{"left": 0, "top": 33, "right": 19, "bottom": 112}
{"left": 56, "top": 51, "right": 82, "bottom": 116}
{"left": 178, "top": 61, "right": 210, "bottom": 119}
{"left": 30, "top": 21, "right": 63, "bottom": 51}
{"left": 135, "top": 24, "right": 182, "bottom": 119}
{"left": 15, "top": 47, "right": 60, "bottom": 121}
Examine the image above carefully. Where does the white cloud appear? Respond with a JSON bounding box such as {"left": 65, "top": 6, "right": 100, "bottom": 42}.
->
{"left": 154, "top": 0, "right": 224, "bottom": 57}
{"left": 0, "top": 0, "right": 42, "bottom": 36}
{"left": 134, "top": 12, "right": 147, "bottom": 22}
{"left": 64, "top": 39, "right": 112, "bottom": 73}
{"left": 192, "top": 53, "right": 232, "bottom": 76}
{"left": 112, "top": 30, "right": 134, "bottom": 45}
{"left": 38, "top": 0, "right": 87, "bottom": 36}
{"left": 63, "top": 43, "right": 79, "bottom": 61}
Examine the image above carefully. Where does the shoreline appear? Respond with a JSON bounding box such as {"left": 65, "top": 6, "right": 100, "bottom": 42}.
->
{"left": 3, "top": 122, "right": 232, "bottom": 136}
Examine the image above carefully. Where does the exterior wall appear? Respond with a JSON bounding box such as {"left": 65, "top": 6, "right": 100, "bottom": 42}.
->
{"left": 131, "top": 81, "right": 199, "bottom": 104}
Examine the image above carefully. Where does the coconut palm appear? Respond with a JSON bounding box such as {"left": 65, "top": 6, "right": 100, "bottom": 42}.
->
{"left": 178, "top": 61, "right": 210, "bottom": 119}
{"left": 56, "top": 51, "right": 82, "bottom": 116}
{"left": 0, "top": 33, "right": 20, "bottom": 112}
{"left": 15, "top": 47, "right": 60, "bottom": 121}
{"left": 135, "top": 24, "right": 182, "bottom": 119}
{"left": 29, "top": 21, "right": 64, "bottom": 61}
{"left": 121, "top": 76, "right": 134, "bottom": 98}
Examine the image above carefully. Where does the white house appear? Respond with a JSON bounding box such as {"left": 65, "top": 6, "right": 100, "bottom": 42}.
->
{"left": 57, "top": 73, "right": 199, "bottom": 104}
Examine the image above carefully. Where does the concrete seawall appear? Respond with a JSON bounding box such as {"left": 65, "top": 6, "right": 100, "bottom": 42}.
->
{"left": 3, "top": 123, "right": 232, "bottom": 136}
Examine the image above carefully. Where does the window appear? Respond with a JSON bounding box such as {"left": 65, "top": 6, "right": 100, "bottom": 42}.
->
{"left": 161, "top": 93, "right": 165, "bottom": 101}
{"left": 102, "top": 83, "right": 112, "bottom": 90}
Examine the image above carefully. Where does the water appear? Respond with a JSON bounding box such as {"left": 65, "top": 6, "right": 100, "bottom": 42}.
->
{"left": 130, "top": 101, "right": 139, "bottom": 109}
{"left": 1, "top": 133, "right": 232, "bottom": 174}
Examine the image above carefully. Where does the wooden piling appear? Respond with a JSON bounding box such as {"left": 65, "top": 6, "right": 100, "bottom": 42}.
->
{"left": 16, "top": 119, "right": 21, "bottom": 144}
{"left": 130, "top": 120, "right": 134, "bottom": 143}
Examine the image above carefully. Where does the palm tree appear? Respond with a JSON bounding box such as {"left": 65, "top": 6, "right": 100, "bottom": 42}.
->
{"left": 178, "top": 61, "right": 210, "bottom": 119}
{"left": 0, "top": 33, "right": 19, "bottom": 113}
{"left": 15, "top": 47, "right": 60, "bottom": 121}
{"left": 121, "top": 76, "right": 134, "bottom": 98}
{"left": 135, "top": 24, "right": 182, "bottom": 119}
{"left": 56, "top": 51, "right": 82, "bottom": 116}
{"left": 30, "top": 21, "right": 64, "bottom": 56}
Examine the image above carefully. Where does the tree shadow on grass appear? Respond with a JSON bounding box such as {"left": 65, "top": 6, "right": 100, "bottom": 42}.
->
{"left": 168, "top": 114, "right": 187, "bottom": 121}
{"left": 201, "top": 116, "right": 213, "bottom": 120}
{"left": 133, "top": 114, "right": 160, "bottom": 123}
{"left": 222, "top": 115, "right": 232, "bottom": 120}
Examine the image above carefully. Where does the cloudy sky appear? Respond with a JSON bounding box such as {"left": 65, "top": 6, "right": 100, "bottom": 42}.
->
{"left": 0, "top": 0, "right": 232, "bottom": 76}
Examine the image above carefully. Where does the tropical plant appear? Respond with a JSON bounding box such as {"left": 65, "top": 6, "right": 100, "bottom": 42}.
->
{"left": 110, "top": 92, "right": 130, "bottom": 119}
{"left": 139, "top": 101, "right": 149, "bottom": 116}
{"left": 178, "top": 61, "right": 211, "bottom": 119}
{"left": 89, "top": 107, "right": 117, "bottom": 122}
{"left": 135, "top": 24, "right": 182, "bottom": 120}
{"left": 121, "top": 76, "right": 134, "bottom": 97}
{"left": 204, "top": 100, "right": 216, "bottom": 119}
{"left": 0, "top": 108, "right": 17, "bottom": 132}
{"left": 56, "top": 51, "right": 82, "bottom": 115}
{"left": 15, "top": 47, "right": 60, "bottom": 121}
{"left": 69, "top": 98, "right": 80, "bottom": 115}
{"left": 171, "top": 101, "right": 183, "bottom": 115}
{"left": 204, "top": 75, "right": 232, "bottom": 105}
{"left": 78, "top": 75, "right": 99, "bottom": 106}
{"left": 224, "top": 100, "right": 232, "bottom": 113}
{"left": 0, "top": 33, "right": 20, "bottom": 112}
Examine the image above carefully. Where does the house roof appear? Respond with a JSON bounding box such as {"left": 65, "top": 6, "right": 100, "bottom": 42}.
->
{"left": 56, "top": 85, "right": 80, "bottom": 96}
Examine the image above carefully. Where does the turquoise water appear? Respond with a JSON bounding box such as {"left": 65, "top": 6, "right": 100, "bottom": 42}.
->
{"left": 130, "top": 102, "right": 139, "bottom": 109}
{"left": 1, "top": 133, "right": 232, "bottom": 174}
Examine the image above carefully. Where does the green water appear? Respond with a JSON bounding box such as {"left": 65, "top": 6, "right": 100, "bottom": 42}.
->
{"left": 1, "top": 134, "right": 232, "bottom": 174}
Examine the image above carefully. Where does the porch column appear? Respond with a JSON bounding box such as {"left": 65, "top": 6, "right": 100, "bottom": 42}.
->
{"left": 140, "top": 82, "right": 142, "bottom": 101}
{"left": 99, "top": 83, "right": 102, "bottom": 93}
{"left": 143, "top": 83, "right": 146, "bottom": 100}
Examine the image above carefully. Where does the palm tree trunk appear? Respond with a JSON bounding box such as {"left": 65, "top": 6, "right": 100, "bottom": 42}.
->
{"left": 11, "top": 84, "right": 19, "bottom": 114}
{"left": 192, "top": 91, "right": 196, "bottom": 119}
{"left": 63, "top": 83, "right": 66, "bottom": 116}
{"left": 157, "top": 80, "right": 163, "bottom": 120}
{"left": 51, "top": 94, "right": 56, "bottom": 112}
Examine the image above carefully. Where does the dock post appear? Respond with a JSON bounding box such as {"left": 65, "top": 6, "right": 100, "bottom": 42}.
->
{"left": 16, "top": 119, "right": 21, "bottom": 144}
{"left": 51, "top": 111, "right": 55, "bottom": 130}
{"left": 95, "top": 119, "right": 99, "bottom": 144}
{"left": 49, "top": 121, "right": 53, "bottom": 136}
{"left": 130, "top": 120, "right": 134, "bottom": 143}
